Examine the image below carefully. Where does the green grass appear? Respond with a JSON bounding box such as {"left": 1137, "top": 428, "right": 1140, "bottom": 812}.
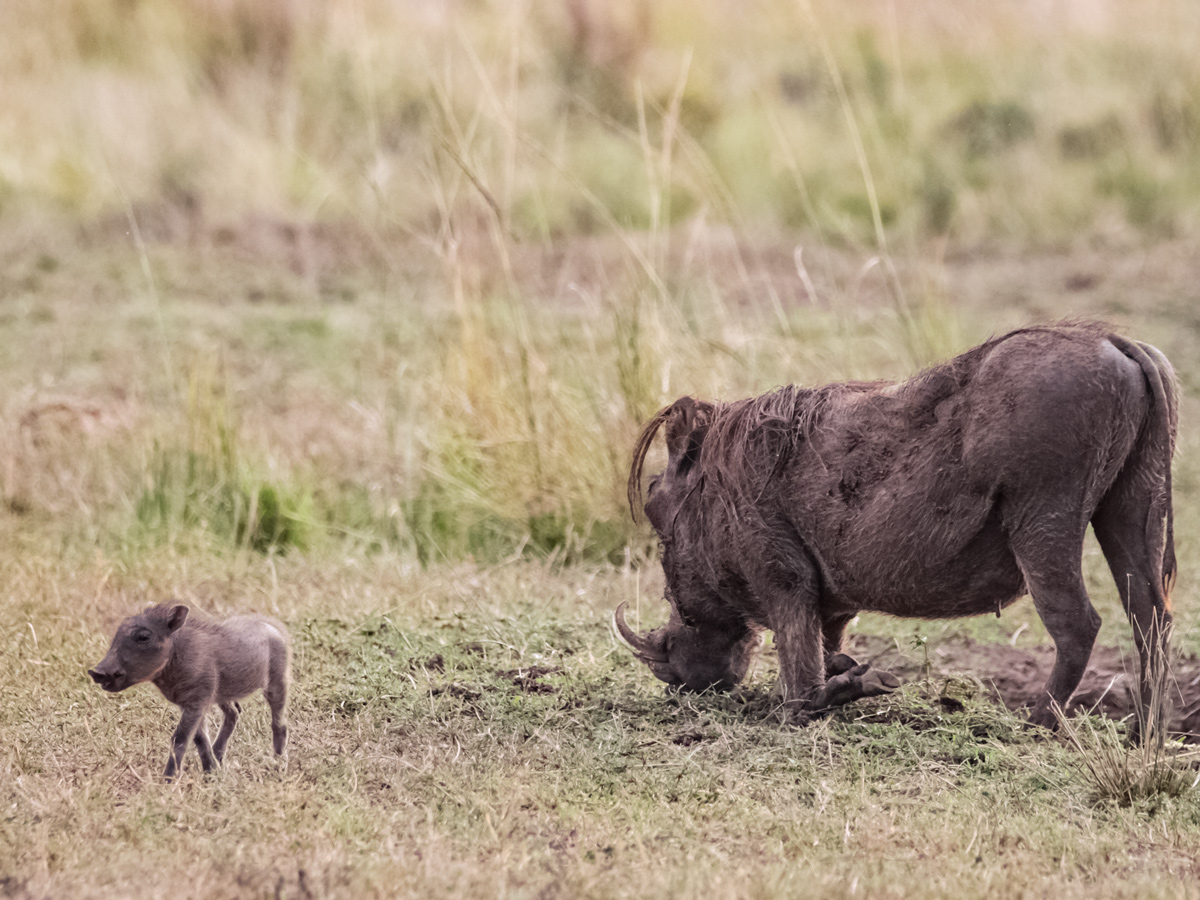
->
{"left": 2, "top": 233, "right": 1199, "bottom": 896}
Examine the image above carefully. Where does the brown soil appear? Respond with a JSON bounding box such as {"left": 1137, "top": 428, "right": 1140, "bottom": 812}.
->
{"left": 848, "top": 634, "right": 1200, "bottom": 740}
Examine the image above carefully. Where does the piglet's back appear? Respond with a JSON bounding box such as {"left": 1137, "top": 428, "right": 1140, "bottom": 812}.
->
{"left": 207, "top": 615, "right": 290, "bottom": 701}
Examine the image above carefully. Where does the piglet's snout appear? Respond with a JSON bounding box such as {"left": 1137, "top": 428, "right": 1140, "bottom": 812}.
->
{"left": 88, "top": 664, "right": 124, "bottom": 692}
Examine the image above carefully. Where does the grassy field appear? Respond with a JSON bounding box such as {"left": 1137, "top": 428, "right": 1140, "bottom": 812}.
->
{"left": 4, "top": 1, "right": 1200, "bottom": 898}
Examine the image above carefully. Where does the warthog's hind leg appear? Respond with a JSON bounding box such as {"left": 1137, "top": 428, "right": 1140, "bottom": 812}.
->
{"left": 1092, "top": 467, "right": 1174, "bottom": 743}
{"left": 1011, "top": 525, "right": 1099, "bottom": 731}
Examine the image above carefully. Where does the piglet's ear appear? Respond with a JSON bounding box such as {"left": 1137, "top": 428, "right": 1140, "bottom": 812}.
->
{"left": 166, "top": 605, "right": 189, "bottom": 633}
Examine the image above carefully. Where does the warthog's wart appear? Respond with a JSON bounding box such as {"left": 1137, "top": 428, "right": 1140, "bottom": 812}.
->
{"left": 89, "top": 603, "right": 291, "bottom": 779}
{"left": 620, "top": 321, "right": 1177, "bottom": 735}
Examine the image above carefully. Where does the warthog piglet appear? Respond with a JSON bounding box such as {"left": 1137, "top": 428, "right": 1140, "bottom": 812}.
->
{"left": 89, "top": 602, "right": 290, "bottom": 779}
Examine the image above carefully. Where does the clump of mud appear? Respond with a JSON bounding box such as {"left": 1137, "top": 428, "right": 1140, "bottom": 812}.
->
{"left": 848, "top": 635, "right": 1200, "bottom": 741}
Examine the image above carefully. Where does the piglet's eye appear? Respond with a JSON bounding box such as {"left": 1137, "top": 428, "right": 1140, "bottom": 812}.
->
{"left": 134, "top": 632, "right": 151, "bottom": 644}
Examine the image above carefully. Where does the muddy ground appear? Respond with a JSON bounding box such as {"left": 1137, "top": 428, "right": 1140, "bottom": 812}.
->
{"left": 848, "top": 634, "right": 1200, "bottom": 740}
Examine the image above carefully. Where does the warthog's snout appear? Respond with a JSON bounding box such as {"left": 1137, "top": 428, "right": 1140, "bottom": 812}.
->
{"left": 88, "top": 665, "right": 126, "bottom": 692}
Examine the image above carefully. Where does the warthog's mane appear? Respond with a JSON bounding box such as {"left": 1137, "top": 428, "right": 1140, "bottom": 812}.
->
{"left": 703, "top": 383, "right": 861, "bottom": 503}
{"left": 626, "top": 383, "right": 865, "bottom": 521}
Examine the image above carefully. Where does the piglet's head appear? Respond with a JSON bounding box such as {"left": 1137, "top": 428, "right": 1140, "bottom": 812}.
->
{"left": 88, "top": 603, "right": 189, "bottom": 693}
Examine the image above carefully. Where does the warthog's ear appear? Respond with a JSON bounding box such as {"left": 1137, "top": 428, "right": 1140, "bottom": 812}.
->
{"left": 628, "top": 396, "right": 714, "bottom": 521}
{"left": 166, "top": 605, "right": 189, "bottom": 633}
{"left": 665, "top": 397, "right": 709, "bottom": 473}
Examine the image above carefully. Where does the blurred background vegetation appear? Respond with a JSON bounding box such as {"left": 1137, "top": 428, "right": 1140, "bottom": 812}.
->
{"left": 7, "top": 0, "right": 1200, "bottom": 241}
{"left": 2, "top": 0, "right": 1199, "bottom": 568}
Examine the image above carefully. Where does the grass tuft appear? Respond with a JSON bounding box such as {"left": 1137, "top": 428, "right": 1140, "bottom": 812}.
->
{"left": 1057, "top": 625, "right": 1199, "bottom": 807}
{"left": 132, "top": 360, "right": 312, "bottom": 555}
{"left": 1058, "top": 712, "right": 1197, "bottom": 808}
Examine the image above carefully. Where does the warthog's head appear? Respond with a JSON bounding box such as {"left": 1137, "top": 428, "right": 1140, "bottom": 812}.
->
{"left": 88, "top": 603, "right": 189, "bottom": 692}
{"left": 618, "top": 396, "right": 762, "bottom": 692}
{"left": 613, "top": 601, "right": 761, "bottom": 692}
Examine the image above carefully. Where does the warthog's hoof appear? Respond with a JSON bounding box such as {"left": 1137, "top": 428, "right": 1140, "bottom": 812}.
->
{"left": 859, "top": 667, "right": 902, "bottom": 696}
{"left": 812, "top": 664, "right": 902, "bottom": 712}
{"left": 825, "top": 652, "right": 861, "bottom": 678}
{"left": 1026, "top": 699, "right": 1063, "bottom": 732}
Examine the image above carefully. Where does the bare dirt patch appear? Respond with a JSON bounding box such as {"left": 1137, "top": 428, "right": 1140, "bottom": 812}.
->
{"left": 850, "top": 634, "right": 1200, "bottom": 739}
{"left": 497, "top": 665, "right": 562, "bottom": 694}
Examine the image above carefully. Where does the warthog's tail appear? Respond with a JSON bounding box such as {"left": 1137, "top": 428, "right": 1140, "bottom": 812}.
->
{"left": 1096, "top": 333, "right": 1178, "bottom": 741}
{"left": 1106, "top": 335, "right": 1179, "bottom": 612}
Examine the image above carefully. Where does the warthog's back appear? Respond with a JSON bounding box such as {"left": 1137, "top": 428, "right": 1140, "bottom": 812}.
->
{"left": 781, "top": 327, "right": 1160, "bottom": 616}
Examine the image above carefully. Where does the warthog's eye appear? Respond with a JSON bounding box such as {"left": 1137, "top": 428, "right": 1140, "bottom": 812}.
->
{"left": 134, "top": 631, "right": 151, "bottom": 644}
{"left": 647, "top": 475, "right": 661, "bottom": 495}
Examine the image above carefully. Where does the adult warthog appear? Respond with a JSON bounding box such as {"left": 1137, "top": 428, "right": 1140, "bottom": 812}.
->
{"left": 617, "top": 322, "right": 1177, "bottom": 732}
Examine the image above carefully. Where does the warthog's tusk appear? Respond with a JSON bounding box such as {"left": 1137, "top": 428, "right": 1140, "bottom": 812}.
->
{"left": 612, "top": 602, "right": 669, "bottom": 663}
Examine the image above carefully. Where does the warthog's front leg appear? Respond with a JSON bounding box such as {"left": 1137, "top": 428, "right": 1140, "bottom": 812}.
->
{"left": 825, "top": 652, "right": 860, "bottom": 678}
{"left": 774, "top": 603, "right": 899, "bottom": 722}
{"left": 822, "top": 613, "right": 858, "bottom": 676}
{"left": 165, "top": 705, "right": 206, "bottom": 780}
{"left": 773, "top": 602, "right": 830, "bottom": 720}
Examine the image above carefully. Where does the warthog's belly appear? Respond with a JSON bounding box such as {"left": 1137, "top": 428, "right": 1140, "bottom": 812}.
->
{"left": 821, "top": 500, "right": 1028, "bottom": 620}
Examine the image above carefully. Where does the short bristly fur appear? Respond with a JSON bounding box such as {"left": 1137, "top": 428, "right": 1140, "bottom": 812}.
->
{"left": 618, "top": 322, "right": 1178, "bottom": 733}
{"left": 89, "top": 603, "right": 291, "bottom": 779}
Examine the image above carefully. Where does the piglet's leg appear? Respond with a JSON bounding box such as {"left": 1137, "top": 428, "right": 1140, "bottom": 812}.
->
{"left": 192, "top": 715, "right": 217, "bottom": 772}
{"left": 212, "top": 702, "right": 240, "bottom": 763}
{"left": 164, "top": 706, "right": 206, "bottom": 780}
{"left": 265, "top": 686, "right": 288, "bottom": 757}
{"left": 266, "top": 642, "right": 290, "bottom": 758}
